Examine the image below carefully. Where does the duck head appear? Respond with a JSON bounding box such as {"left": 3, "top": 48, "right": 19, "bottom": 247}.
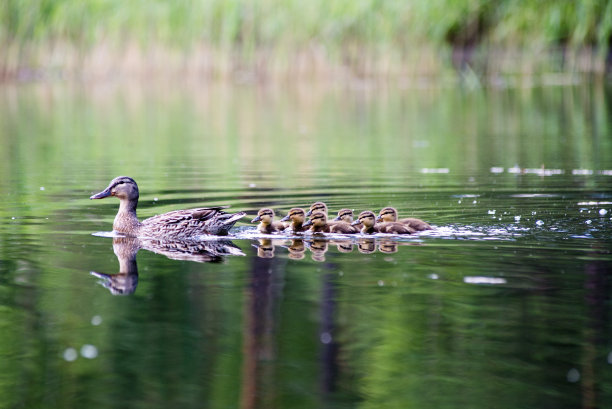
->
{"left": 377, "top": 207, "right": 398, "bottom": 223}
{"left": 90, "top": 176, "right": 139, "bottom": 202}
{"left": 334, "top": 208, "right": 355, "bottom": 223}
{"left": 353, "top": 211, "right": 377, "bottom": 228}
{"left": 252, "top": 208, "right": 275, "bottom": 224}
{"left": 306, "top": 202, "right": 328, "bottom": 217}
{"left": 280, "top": 208, "right": 305, "bottom": 224}
{"left": 303, "top": 211, "right": 327, "bottom": 229}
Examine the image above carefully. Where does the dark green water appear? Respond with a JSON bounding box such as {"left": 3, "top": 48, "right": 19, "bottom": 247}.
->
{"left": 1, "top": 82, "right": 611, "bottom": 409}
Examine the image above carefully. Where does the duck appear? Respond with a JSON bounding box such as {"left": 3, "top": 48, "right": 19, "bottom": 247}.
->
{"left": 351, "top": 211, "right": 380, "bottom": 234}
{"left": 376, "top": 207, "right": 432, "bottom": 231}
{"left": 377, "top": 221, "right": 415, "bottom": 234}
{"left": 306, "top": 202, "right": 342, "bottom": 227}
{"left": 332, "top": 208, "right": 360, "bottom": 233}
{"left": 303, "top": 211, "right": 331, "bottom": 233}
{"left": 90, "top": 176, "right": 245, "bottom": 238}
{"left": 251, "top": 208, "right": 287, "bottom": 234}
{"left": 280, "top": 208, "right": 308, "bottom": 233}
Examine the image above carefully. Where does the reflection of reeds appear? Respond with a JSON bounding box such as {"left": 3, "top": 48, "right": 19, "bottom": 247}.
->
{"left": 1, "top": 0, "right": 611, "bottom": 81}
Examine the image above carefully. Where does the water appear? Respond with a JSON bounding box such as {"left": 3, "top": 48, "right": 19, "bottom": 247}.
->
{"left": 1, "top": 82, "right": 612, "bottom": 409}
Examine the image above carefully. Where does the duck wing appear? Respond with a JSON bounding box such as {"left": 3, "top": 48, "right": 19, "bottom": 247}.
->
{"left": 141, "top": 206, "right": 243, "bottom": 237}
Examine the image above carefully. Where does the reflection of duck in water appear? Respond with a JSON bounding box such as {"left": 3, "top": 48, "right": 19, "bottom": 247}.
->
{"left": 251, "top": 208, "right": 287, "bottom": 234}
{"left": 287, "top": 239, "right": 306, "bottom": 259}
{"left": 332, "top": 239, "right": 354, "bottom": 253}
{"left": 308, "top": 239, "right": 329, "bottom": 262}
{"left": 358, "top": 238, "right": 376, "bottom": 254}
{"left": 376, "top": 207, "right": 432, "bottom": 231}
{"left": 90, "top": 176, "right": 246, "bottom": 238}
{"left": 91, "top": 237, "right": 245, "bottom": 295}
{"left": 254, "top": 239, "right": 275, "bottom": 258}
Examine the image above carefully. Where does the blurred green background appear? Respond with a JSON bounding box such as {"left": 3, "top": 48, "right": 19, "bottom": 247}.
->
{"left": 2, "top": 0, "right": 612, "bottom": 80}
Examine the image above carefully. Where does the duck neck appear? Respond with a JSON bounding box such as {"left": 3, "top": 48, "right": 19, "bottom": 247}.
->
{"left": 113, "top": 198, "right": 141, "bottom": 234}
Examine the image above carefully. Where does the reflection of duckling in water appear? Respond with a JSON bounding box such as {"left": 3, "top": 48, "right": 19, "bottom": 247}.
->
{"left": 358, "top": 238, "right": 377, "bottom": 254}
{"left": 287, "top": 239, "right": 306, "bottom": 260}
{"left": 332, "top": 239, "right": 354, "bottom": 253}
{"left": 377, "top": 207, "right": 432, "bottom": 231}
{"left": 251, "top": 208, "right": 287, "bottom": 234}
{"left": 303, "top": 211, "right": 331, "bottom": 233}
{"left": 308, "top": 239, "right": 329, "bottom": 262}
{"left": 334, "top": 209, "right": 361, "bottom": 232}
{"left": 378, "top": 239, "right": 398, "bottom": 254}
{"left": 280, "top": 208, "right": 308, "bottom": 233}
{"left": 255, "top": 238, "right": 275, "bottom": 258}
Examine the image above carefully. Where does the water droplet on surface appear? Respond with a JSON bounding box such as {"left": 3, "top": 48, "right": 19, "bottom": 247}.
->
{"left": 39, "top": 187, "right": 45, "bottom": 191}
{"left": 91, "top": 315, "right": 102, "bottom": 326}
{"left": 514, "top": 216, "right": 521, "bottom": 222}
{"left": 428, "top": 274, "right": 439, "bottom": 280}
{"left": 377, "top": 280, "right": 384, "bottom": 287}
{"left": 248, "top": 183, "right": 256, "bottom": 188}
{"left": 488, "top": 210, "right": 496, "bottom": 215}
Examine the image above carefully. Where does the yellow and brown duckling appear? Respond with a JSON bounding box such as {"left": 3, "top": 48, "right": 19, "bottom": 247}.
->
{"left": 377, "top": 207, "right": 432, "bottom": 231}
{"left": 352, "top": 211, "right": 380, "bottom": 234}
{"left": 251, "top": 208, "right": 287, "bottom": 234}
{"left": 280, "top": 208, "right": 308, "bottom": 233}
{"left": 306, "top": 202, "right": 328, "bottom": 217}
{"left": 303, "top": 211, "right": 331, "bottom": 233}
{"left": 90, "top": 176, "right": 245, "bottom": 238}
{"left": 333, "top": 208, "right": 361, "bottom": 233}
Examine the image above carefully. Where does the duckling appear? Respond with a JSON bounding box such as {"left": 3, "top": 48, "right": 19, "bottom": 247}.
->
{"left": 251, "top": 208, "right": 286, "bottom": 234}
{"left": 303, "top": 211, "right": 331, "bottom": 233}
{"left": 352, "top": 211, "right": 380, "bottom": 234}
{"left": 306, "top": 201, "right": 328, "bottom": 217}
{"left": 332, "top": 209, "right": 360, "bottom": 233}
{"left": 280, "top": 208, "right": 308, "bottom": 233}
{"left": 90, "top": 176, "right": 245, "bottom": 238}
{"left": 377, "top": 207, "right": 432, "bottom": 231}
{"left": 377, "top": 222, "right": 415, "bottom": 235}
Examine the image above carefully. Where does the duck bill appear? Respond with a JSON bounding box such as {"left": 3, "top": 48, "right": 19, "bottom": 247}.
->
{"left": 90, "top": 187, "right": 112, "bottom": 200}
{"left": 251, "top": 216, "right": 262, "bottom": 223}
{"left": 350, "top": 220, "right": 360, "bottom": 226}
{"left": 333, "top": 216, "right": 342, "bottom": 222}
{"left": 305, "top": 209, "right": 313, "bottom": 217}
{"left": 280, "top": 215, "right": 290, "bottom": 222}
{"left": 375, "top": 216, "right": 383, "bottom": 223}
{"left": 303, "top": 220, "right": 313, "bottom": 228}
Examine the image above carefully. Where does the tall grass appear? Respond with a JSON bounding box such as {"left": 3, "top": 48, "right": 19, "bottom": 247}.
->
{"left": 2, "top": 0, "right": 612, "bottom": 80}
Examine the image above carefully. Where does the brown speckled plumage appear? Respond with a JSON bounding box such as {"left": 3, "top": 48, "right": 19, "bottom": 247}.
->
{"left": 376, "top": 207, "right": 432, "bottom": 231}
{"left": 90, "top": 176, "right": 245, "bottom": 238}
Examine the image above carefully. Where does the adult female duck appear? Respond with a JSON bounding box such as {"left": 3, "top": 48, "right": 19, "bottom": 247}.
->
{"left": 90, "top": 176, "right": 245, "bottom": 238}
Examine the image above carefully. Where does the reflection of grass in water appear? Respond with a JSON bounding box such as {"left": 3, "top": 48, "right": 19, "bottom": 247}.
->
{"left": 1, "top": 0, "right": 612, "bottom": 78}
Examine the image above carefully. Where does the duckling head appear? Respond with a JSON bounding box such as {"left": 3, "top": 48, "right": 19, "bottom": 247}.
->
{"left": 252, "top": 208, "right": 275, "bottom": 225}
{"left": 90, "top": 176, "right": 139, "bottom": 202}
{"left": 306, "top": 202, "right": 328, "bottom": 217}
{"left": 377, "top": 207, "right": 398, "bottom": 223}
{"left": 303, "top": 211, "right": 327, "bottom": 229}
{"left": 334, "top": 208, "right": 355, "bottom": 223}
{"left": 280, "top": 208, "right": 305, "bottom": 224}
{"left": 353, "top": 211, "right": 377, "bottom": 228}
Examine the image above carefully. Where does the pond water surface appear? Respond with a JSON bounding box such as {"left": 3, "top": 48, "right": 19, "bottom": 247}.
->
{"left": 1, "top": 82, "right": 611, "bottom": 409}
